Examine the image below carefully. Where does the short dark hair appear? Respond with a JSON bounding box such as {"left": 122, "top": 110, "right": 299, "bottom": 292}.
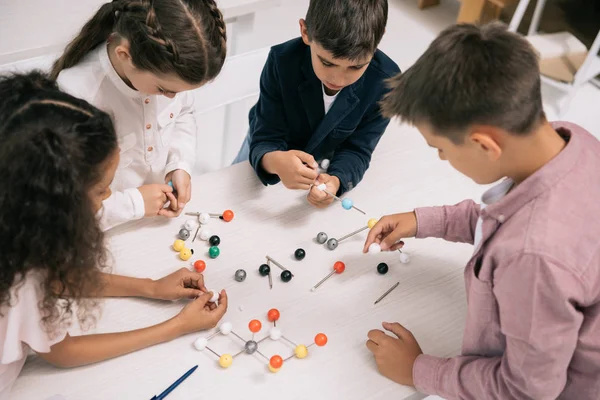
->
{"left": 381, "top": 23, "right": 545, "bottom": 143}
{"left": 305, "top": 0, "right": 388, "bottom": 60}
{"left": 0, "top": 72, "right": 117, "bottom": 334}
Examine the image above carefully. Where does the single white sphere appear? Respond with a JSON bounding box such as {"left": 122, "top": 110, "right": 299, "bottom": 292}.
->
{"left": 317, "top": 183, "right": 327, "bottom": 191}
{"left": 194, "top": 337, "right": 208, "bottom": 351}
{"left": 209, "top": 291, "right": 220, "bottom": 303}
{"left": 199, "top": 213, "right": 211, "bottom": 225}
{"left": 320, "top": 159, "right": 330, "bottom": 170}
{"left": 199, "top": 228, "right": 212, "bottom": 241}
{"left": 238, "top": 305, "right": 244, "bottom": 312}
{"left": 270, "top": 327, "right": 283, "bottom": 341}
{"left": 368, "top": 243, "right": 382, "bottom": 254}
{"left": 184, "top": 219, "right": 197, "bottom": 231}
{"left": 219, "top": 321, "right": 233, "bottom": 335}
{"left": 399, "top": 252, "right": 410, "bottom": 264}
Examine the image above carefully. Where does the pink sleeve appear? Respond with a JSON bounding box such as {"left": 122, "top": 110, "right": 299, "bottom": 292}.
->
{"left": 414, "top": 200, "right": 480, "bottom": 244}
{"left": 413, "top": 253, "right": 584, "bottom": 399}
{"left": 0, "top": 273, "right": 67, "bottom": 365}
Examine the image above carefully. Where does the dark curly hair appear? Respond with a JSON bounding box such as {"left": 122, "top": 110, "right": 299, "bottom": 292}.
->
{"left": 0, "top": 71, "right": 118, "bottom": 335}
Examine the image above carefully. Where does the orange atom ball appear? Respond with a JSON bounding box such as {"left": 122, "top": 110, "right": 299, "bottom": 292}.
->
{"left": 222, "top": 210, "right": 234, "bottom": 222}
{"left": 193, "top": 260, "right": 206, "bottom": 273}
{"left": 315, "top": 333, "right": 328, "bottom": 347}
{"left": 333, "top": 261, "right": 345, "bottom": 274}
{"left": 249, "top": 319, "right": 262, "bottom": 333}
{"left": 267, "top": 308, "right": 280, "bottom": 322}
{"left": 269, "top": 355, "right": 283, "bottom": 369}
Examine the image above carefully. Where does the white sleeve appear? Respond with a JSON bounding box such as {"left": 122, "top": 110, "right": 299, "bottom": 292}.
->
{"left": 165, "top": 92, "right": 197, "bottom": 176}
{"left": 98, "top": 188, "right": 145, "bottom": 231}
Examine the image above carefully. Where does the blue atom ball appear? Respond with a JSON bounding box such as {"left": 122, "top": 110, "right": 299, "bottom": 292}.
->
{"left": 342, "top": 198, "right": 353, "bottom": 210}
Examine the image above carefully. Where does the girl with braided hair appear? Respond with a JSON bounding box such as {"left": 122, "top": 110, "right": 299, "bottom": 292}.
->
{"left": 51, "top": 0, "right": 227, "bottom": 230}
{"left": 0, "top": 73, "right": 228, "bottom": 397}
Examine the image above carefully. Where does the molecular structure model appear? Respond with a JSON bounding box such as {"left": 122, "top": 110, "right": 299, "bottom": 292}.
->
{"left": 170, "top": 209, "right": 234, "bottom": 269}
{"left": 193, "top": 309, "right": 328, "bottom": 372}
{"left": 257, "top": 255, "right": 295, "bottom": 290}
{"left": 313, "top": 177, "right": 410, "bottom": 264}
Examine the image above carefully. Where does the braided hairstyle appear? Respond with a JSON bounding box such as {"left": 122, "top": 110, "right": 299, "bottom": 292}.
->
{"left": 50, "top": 0, "right": 227, "bottom": 84}
{"left": 0, "top": 72, "right": 117, "bottom": 335}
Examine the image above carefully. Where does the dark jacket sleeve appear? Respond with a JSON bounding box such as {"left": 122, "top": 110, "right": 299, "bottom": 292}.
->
{"left": 248, "top": 49, "right": 289, "bottom": 186}
{"left": 327, "top": 102, "right": 391, "bottom": 195}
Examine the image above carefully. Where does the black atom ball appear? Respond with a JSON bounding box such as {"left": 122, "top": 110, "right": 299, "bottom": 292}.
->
{"left": 259, "top": 264, "right": 271, "bottom": 276}
{"left": 280, "top": 270, "right": 293, "bottom": 282}
{"left": 209, "top": 235, "right": 221, "bottom": 246}
{"left": 294, "top": 248, "right": 306, "bottom": 260}
{"left": 377, "top": 262, "right": 389, "bottom": 275}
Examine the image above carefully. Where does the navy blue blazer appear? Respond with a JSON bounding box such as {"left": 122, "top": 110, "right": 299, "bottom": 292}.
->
{"left": 248, "top": 38, "right": 400, "bottom": 195}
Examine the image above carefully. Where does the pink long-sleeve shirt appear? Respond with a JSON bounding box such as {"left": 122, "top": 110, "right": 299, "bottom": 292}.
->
{"left": 412, "top": 122, "right": 600, "bottom": 400}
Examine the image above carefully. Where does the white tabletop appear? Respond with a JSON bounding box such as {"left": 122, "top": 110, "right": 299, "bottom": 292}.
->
{"left": 11, "top": 123, "right": 483, "bottom": 400}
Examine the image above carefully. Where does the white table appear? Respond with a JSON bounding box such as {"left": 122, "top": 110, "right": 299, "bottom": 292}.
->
{"left": 10, "top": 123, "right": 483, "bottom": 400}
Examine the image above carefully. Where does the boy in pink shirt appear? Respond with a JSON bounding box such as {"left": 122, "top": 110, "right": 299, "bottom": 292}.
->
{"left": 363, "top": 23, "right": 600, "bottom": 399}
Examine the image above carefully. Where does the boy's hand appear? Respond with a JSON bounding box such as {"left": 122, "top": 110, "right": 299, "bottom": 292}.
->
{"left": 138, "top": 184, "right": 174, "bottom": 217}
{"left": 307, "top": 173, "right": 339, "bottom": 208}
{"left": 366, "top": 322, "right": 423, "bottom": 386}
{"left": 150, "top": 268, "right": 207, "bottom": 301}
{"left": 363, "top": 212, "right": 418, "bottom": 252}
{"left": 174, "top": 290, "right": 228, "bottom": 336}
{"left": 262, "top": 150, "right": 319, "bottom": 190}
{"left": 164, "top": 169, "right": 191, "bottom": 210}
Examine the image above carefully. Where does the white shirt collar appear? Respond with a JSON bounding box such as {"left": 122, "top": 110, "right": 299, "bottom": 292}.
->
{"left": 98, "top": 44, "right": 144, "bottom": 99}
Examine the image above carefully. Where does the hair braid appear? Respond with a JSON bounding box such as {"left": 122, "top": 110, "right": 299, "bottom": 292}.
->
{"left": 204, "top": 0, "right": 227, "bottom": 59}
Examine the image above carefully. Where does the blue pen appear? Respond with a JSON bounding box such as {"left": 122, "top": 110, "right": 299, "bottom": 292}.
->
{"left": 150, "top": 365, "right": 198, "bottom": 400}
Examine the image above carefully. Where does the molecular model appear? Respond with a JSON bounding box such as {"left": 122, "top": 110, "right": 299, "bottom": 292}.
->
{"left": 193, "top": 309, "right": 328, "bottom": 372}
{"left": 315, "top": 217, "right": 410, "bottom": 270}
{"left": 170, "top": 210, "right": 234, "bottom": 273}
{"left": 258, "top": 256, "right": 295, "bottom": 289}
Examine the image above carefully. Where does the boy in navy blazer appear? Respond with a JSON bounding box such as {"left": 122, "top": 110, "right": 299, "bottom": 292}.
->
{"left": 233, "top": 0, "right": 399, "bottom": 207}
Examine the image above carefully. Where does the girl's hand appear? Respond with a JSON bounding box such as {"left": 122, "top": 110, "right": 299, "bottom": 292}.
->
{"left": 363, "top": 212, "right": 418, "bottom": 252}
{"left": 162, "top": 169, "right": 191, "bottom": 216}
{"left": 366, "top": 322, "right": 423, "bottom": 386}
{"left": 151, "top": 268, "right": 207, "bottom": 301}
{"left": 174, "top": 290, "right": 228, "bottom": 335}
{"left": 307, "top": 173, "right": 339, "bottom": 208}
{"left": 138, "top": 183, "right": 174, "bottom": 217}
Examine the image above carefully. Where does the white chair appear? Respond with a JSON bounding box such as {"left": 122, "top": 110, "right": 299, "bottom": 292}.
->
{"left": 509, "top": 0, "right": 600, "bottom": 116}
{"left": 191, "top": 47, "right": 270, "bottom": 168}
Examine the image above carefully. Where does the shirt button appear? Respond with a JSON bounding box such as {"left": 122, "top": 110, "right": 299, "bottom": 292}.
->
{"left": 144, "top": 98, "right": 150, "bottom": 104}
{"left": 147, "top": 146, "right": 153, "bottom": 152}
{"left": 498, "top": 214, "right": 506, "bottom": 223}
{"left": 169, "top": 113, "right": 174, "bottom": 118}
{"left": 146, "top": 124, "right": 152, "bottom": 130}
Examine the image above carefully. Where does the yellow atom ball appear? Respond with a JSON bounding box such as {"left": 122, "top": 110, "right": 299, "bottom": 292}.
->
{"left": 173, "top": 239, "right": 185, "bottom": 252}
{"left": 368, "top": 219, "right": 378, "bottom": 229}
{"left": 219, "top": 354, "right": 233, "bottom": 368}
{"left": 268, "top": 364, "right": 281, "bottom": 373}
{"left": 294, "top": 345, "right": 308, "bottom": 359}
{"left": 179, "top": 248, "right": 193, "bottom": 261}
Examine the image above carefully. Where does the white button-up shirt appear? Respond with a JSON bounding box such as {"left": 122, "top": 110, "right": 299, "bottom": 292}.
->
{"left": 57, "top": 45, "right": 197, "bottom": 230}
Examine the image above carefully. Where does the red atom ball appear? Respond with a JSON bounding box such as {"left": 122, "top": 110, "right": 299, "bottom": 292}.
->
{"left": 222, "top": 210, "right": 234, "bottom": 222}
{"left": 315, "top": 333, "right": 328, "bottom": 347}
{"left": 249, "top": 319, "right": 262, "bottom": 333}
{"left": 267, "top": 308, "right": 280, "bottom": 322}
{"left": 193, "top": 260, "right": 206, "bottom": 273}
{"left": 270, "top": 355, "right": 283, "bottom": 369}
{"left": 333, "top": 261, "right": 345, "bottom": 274}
